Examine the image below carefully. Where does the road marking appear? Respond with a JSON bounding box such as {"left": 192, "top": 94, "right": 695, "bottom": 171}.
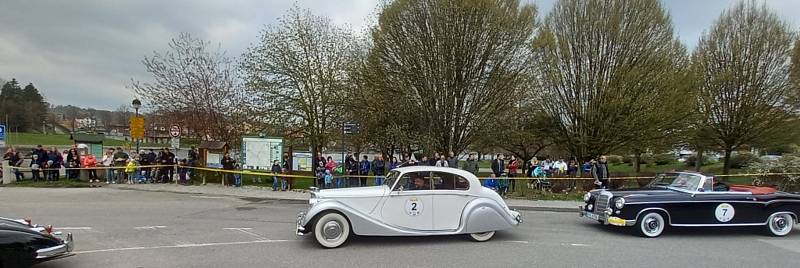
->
{"left": 224, "top": 227, "right": 266, "bottom": 239}
{"left": 569, "top": 243, "right": 590, "bottom": 247}
{"left": 55, "top": 227, "right": 93, "bottom": 230}
{"left": 134, "top": 225, "right": 168, "bottom": 230}
{"left": 506, "top": 240, "right": 530, "bottom": 244}
{"left": 73, "top": 239, "right": 292, "bottom": 254}
{"left": 190, "top": 195, "right": 227, "bottom": 199}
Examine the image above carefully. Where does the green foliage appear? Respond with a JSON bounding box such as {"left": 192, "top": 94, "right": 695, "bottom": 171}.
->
{"left": 730, "top": 152, "right": 760, "bottom": 169}
{"left": 685, "top": 155, "right": 715, "bottom": 167}
{"left": 746, "top": 153, "right": 800, "bottom": 191}
{"left": 652, "top": 153, "right": 675, "bottom": 165}
{"left": 0, "top": 79, "right": 48, "bottom": 132}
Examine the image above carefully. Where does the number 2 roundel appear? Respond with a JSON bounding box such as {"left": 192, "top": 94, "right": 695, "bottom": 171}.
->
{"left": 405, "top": 197, "right": 424, "bottom": 216}
{"left": 715, "top": 203, "right": 735, "bottom": 222}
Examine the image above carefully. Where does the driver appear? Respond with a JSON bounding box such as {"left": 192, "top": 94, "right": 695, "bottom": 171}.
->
{"left": 410, "top": 176, "right": 429, "bottom": 190}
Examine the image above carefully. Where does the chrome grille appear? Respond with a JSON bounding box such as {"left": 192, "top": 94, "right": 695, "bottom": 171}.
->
{"left": 594, "top": 191, "right": 611, "bottom": 215}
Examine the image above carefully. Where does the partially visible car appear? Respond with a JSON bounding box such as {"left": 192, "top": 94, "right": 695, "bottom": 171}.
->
{"left": 579, "top": 172, "right": 800, "bottom": 237}
{"left": 0, "top": 217, "right": 73, "bottom": 268}
{"left": 296, "top": 166, "right": 523, "bottom": 248}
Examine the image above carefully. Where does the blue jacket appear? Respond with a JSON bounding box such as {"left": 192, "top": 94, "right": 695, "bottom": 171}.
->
{"left": 483, "top": 178, "right": 498, "bottom": 189}
{"left": 359, "top": 160, "right": 371, "bottom": 175}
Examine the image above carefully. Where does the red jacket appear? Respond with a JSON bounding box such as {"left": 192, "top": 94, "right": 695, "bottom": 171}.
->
{"left": 82, "top": 155, "right": 98, "bottom": 167}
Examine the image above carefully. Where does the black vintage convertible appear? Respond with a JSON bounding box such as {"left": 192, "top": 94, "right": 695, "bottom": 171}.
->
{"left": 580, "top": 172, "right": 800, "bottom": 237}
{"left": 0, "top": 217, "right": 73, "bottom": 267}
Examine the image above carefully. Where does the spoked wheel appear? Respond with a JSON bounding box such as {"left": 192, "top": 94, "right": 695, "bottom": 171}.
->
{"left": 313, "top": 212, "right": 351, "bottom": 248}
{"left": 468, "top": 231, "right": 496, "bottom": 242}
{"left": 766, "top": 213, "right": 794, "bottom": 237}
{"left": 637, "top": 212, "right": 665, "bottom": 238}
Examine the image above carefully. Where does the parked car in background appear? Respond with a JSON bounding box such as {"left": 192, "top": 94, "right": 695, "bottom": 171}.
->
{"left": 0, "top": 217, "right": 73, "bottom": 267}
{"left": 579, "top": 172, "right": 800, "bottom": 237}
{"left": 296, "top": 166, "right": 523, "bottom": 248}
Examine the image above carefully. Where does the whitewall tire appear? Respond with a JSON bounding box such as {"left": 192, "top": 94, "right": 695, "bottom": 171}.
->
{"left": 468, "top": 231, "right": 496, "bottom": 242}
{"left": 314, "top": 212, "right": 350, "bottom": 248}
{"left": 637, "top": 212, "right": 665, "bottom": 238}
{"left": 766, "top": 213, "right": 794, "bottom": 237}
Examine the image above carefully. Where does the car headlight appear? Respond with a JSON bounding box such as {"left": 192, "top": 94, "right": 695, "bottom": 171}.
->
{"left": 614, "top": 197, "right": 625, "bottom": 209}
{"left": 583, "top": 192, "right": 591, "bottom": 202}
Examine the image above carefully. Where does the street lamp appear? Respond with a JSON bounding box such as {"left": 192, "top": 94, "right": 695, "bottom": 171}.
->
{"left": 132, "top": 99, "right": 142, "bottom": 153}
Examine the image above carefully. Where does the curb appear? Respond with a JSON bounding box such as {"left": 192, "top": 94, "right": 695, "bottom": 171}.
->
{"left": 110, "top": 185, "right": 579, "bottom": 213}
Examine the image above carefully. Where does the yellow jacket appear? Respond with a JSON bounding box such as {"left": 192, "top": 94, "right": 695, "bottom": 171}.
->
{"left": 125, "top": 161, "right": 137, "bottom": 173}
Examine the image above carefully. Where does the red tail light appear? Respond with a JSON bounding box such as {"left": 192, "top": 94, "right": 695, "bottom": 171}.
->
{"left": 45, "top": 225, "right": 53, "bottom": 234}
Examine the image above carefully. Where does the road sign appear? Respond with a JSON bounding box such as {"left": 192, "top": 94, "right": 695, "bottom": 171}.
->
{"left": 170, "top": 137, "right": 180, "bottom": 149}
{"left": 170, "top": 125, "right": 181, "bottom": 138}
{"left": 0, "top": 124, "right": 5, "bottom": 147}
{"left": 130, "top": 116, "right": 145, "bottom": 139}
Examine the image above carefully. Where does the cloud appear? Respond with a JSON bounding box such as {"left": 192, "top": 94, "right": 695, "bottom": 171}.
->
{"left": 0, "top": 0, "right": 797, "bottom": 110}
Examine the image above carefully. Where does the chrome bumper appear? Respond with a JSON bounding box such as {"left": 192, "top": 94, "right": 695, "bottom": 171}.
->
{"left": 37, "top": 233, "right": 73, "bottom": 259}
{"left": 296, "top": 212, "right": 306, "bottom": 236}
{"left": 579, "top": 206, "right": 634, "bottom": 227}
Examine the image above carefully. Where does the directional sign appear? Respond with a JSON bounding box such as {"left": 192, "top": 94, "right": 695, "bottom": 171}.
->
{"left": 169, "top": 125, "right": 181, "bottom": 138}
{"left": 130, "top": 116, "right": 145, "bottom": 139}
{"left": 0, "top": 124, "right": 5, "bottom": 147}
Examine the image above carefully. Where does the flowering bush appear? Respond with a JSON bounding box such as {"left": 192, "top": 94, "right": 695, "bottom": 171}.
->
{"left": 746, "top": 154, "right": 800, "bottom": 192}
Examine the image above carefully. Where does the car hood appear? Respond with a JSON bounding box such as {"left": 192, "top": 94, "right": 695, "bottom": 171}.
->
{"left": 597, "top": 187, "right": 686, "bottom": 200}
{"left": 317, "top": 186, "right": 388, "bottom": 198}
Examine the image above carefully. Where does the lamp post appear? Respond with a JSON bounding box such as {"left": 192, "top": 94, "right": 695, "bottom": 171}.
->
{"left": 132, "top": 99, "right": 142, "bottom": 153}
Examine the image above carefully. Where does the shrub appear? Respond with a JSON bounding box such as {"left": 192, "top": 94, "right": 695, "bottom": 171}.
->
{"left": 729, "top": 152, "right": 759, "bottom": 169}
{"left": 652, "top": 153, "right": 674, "bottom": 165}
{"left": 606, "top": 155, "right": 623, "bottom": 165}
{"left": 685, "top": 155, "right": 715, "bottom": 167}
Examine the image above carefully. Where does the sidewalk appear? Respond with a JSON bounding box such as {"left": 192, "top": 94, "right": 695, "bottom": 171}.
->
{"left": 109, "top": 184, "right": 581, "bottom": 212}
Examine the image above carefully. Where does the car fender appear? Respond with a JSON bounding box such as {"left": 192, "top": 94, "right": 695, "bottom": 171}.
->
{"left": 461, "top": 197, "right": 517, "bottom": 233}
{"left": 302, "top": 200, "right": 419, "bottom": 236}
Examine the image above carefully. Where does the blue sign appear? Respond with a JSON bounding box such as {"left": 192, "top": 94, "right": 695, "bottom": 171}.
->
{"left": 0, "top": 124, "right": 5, "bottom": 145}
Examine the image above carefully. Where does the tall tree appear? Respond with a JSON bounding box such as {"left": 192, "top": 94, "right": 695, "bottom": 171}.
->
{"left": 361, "top": 0, "right": 537, "bottom": 154}
{"left": 530, "top": 0, "right": 692, "bottom": 161}
{"left": 791, "top": 39, "right": 800, "bottom": 104}
{"left": 131, "top": 33, "right": 250, "bottom": 145}
{"left": 0, "top": 79, "right": 48, "bottom": 132}
{"left": 692, "top": 1, "right": 799, "bottom": 174}
{"left": 241, "top": 6, "right": 355, "bottom": 161}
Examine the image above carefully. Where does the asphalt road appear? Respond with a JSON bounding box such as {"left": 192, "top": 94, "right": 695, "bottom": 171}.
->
{"left": 1, "top": 187, "right": 799, "bottom": 268}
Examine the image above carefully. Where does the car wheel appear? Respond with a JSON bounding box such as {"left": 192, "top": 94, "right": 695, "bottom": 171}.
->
{"left": 637, "top": 212, "right": 665, "bottom": 238}
{"left": 468, "top": 231, "right": 496, "bottom": 242}
{"left": 314, "top": 212, "right": 350, "bottom": 248}
{"left": 766, "top": 213, "right": 794, "bottom": 237}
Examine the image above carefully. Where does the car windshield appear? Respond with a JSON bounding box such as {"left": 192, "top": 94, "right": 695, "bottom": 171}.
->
{"left": 650, "top": 173, "right": 703, "bottom": 191}
{"left": 384, "top": 171, "right": 400, "bottom": 188}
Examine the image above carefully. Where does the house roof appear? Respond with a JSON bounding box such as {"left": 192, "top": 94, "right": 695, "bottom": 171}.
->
{"left": 198, "top": 141, "right": 228, "bottom": 150}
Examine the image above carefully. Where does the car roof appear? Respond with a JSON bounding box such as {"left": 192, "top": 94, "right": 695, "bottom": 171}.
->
{"left": 392, "top": 166, "right": 478, "bottom": 178}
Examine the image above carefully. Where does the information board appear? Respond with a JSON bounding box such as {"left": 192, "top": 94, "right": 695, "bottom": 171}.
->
{"left": 242, "top": 137, "right": 283, "bottom": 170}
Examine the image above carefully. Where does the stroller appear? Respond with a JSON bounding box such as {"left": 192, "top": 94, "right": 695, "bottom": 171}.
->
{"left": 529, "top": 166, "right": 551, "bottom": 190}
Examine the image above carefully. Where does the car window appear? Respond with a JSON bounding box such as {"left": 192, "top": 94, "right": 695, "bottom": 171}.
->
{"left": 432, "top": 172, "right": 470, "bottom": 190}
{"left": 394, "top": 172, "right": 432, "bottom": 191}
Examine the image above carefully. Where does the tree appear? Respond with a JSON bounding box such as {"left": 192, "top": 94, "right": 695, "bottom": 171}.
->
{"left": 131, "top": 33, "right": 251, "bottom": 145}
{"left": 0, "top": 79, "right": 48, "bottom": 132}
{"left": 692, "top": 1, "right": 799, "bottom": 174}
{"left": 791, "top": 39, "right": 800, "bottom": 105}
{"left": 530, "top": 0, "right": 692, "bottom": 161}
{"left": 241, "top": 6, "right": 355, "bottom": 163}
{"left": 361, "top": 0, "right": 538, "bottom": 154}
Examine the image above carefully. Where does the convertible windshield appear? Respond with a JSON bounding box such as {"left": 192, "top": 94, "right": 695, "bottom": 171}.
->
{"left": 384, "top": 171, "right": 400, "bottom": 188}
{"left": 650, "top": 173, "right": 703, "bottom": 191}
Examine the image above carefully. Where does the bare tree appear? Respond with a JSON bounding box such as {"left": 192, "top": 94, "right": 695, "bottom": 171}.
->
{"left": 361, "top": 0, "right": 537, "bottom": 154}
{"left": 241, "top": 6, "right": 356, "bottom": 161}
{"left": 131, "top": 33, "right": 251, "bottom": 145}
{"left": 531, "top": 0, "right": 692, "bottom": 161}
{"left": 692, "top": 1, "right": 799, "bottom": 174}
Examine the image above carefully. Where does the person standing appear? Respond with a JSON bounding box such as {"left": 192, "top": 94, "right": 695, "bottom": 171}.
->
{"left": 314, "top": 153, "right": 326, "bottom": 187}
{"left": 591, "top": 155, "right": 610, "bottom": 189}
{"left": 82, "top": 152, "right": 98, "bottom": 182}
{"left": 271, "top": 160, "right": 282, "bottom": 191}
{"left": 447, "top": 151, "right": 458, "bottom": 170}
{"left": 389, "top": 156, "right": 400, "bottom": 170}
{"left": 372, "top": 155, "right": 385, "bottom": 186}
{"left": 101, "top": 149, "right": 114, "bottom": 184}
{"left": 463, "top": 153, "right": 479, "bottom": 175}
{"left": 282, "top": 153, "right": 293, "bottom": 190}
{"left": 359, "top": 155, "right": 371, "bottom": 186}
{"left": 32, "top": 145, "right": 48, "bottom": 181}
{"left": 113, "top": 147, "right": 129, "bottom": 183}
{"left": 4, "top": 148, "right": 23, "bottom": 181}
{"left": 221, "top": 152, "right": 236, "bottom": 187}
{"left": 435, "top": 155, "right": 448, "bottom": 167}
{"left": 507, "top": 155, "right": 519, "bottom": 192}
{"left": 187, "top": 146, "right": 198, "bottom": 180}
{"left": 491, "top": 154, "right": 504, "bottom": 177}
{"left": 345, "top": 154, "right": 358, "bottom": 187}
{"left": 178, "top": 159, "right": 189, "bottom": 185}
{"left": 430, "top": 152, "right": 440, "bottom": 166}
{"left": 65, "top": 147, "right": 81, "bottom": 180}
{"left": 47, "top": 147, "right": 63, "bottom": 181}
{"left": 138, "top": 150, "right": 150, "bottom": 181}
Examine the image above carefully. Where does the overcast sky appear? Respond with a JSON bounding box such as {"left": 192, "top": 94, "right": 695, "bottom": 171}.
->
{"left": 0, "top": 0, "right": 798, "bottom": 110}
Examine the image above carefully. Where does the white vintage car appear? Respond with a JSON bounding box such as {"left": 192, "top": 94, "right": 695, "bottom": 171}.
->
{"left": 296, "top": 166, "right": 523, "bottom": 248}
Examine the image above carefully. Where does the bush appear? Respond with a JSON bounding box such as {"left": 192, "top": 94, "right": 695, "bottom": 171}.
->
{"left": 730, "top": 152, "right": 759, "bottom": 169}
{"left": 622, "top": 155, "right": 633, "bottom": 164}
{"left": 606, "top": 155, "right": 623, "bottom": 165}
{"left": 685, "top": 155, "right": 715, "bottom": 167}
{"left": 652, "top": 153, "right": 675, "bottom": 165}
